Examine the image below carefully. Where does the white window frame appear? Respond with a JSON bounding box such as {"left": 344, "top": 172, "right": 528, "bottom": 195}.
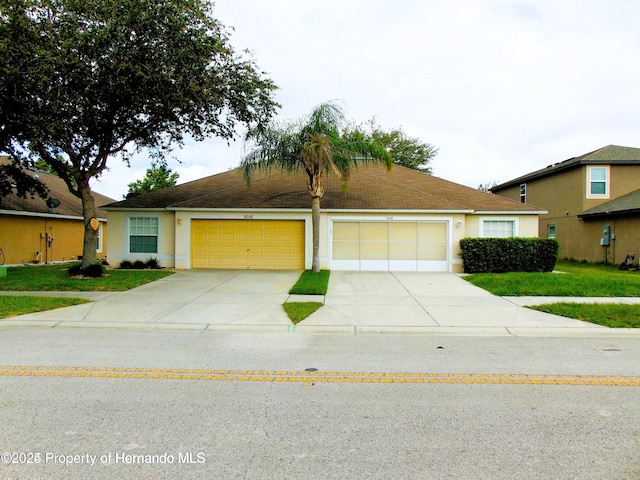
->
{"left": 128, "top": 216, "right": 160, "bottom": 254}
{"left": 519, "top": 183, "right": 526, "bottom": 204}
{"left": 586, "top": 165, "right": 610, "bottom": 199}
{"left": 479, "top": 217, "right": 519, "bottom": 238}
{"left": 547, "top": 224, "right": 556, "bottom": 239}
{"left": 96, "top": 222, "right": 103, "bottom": 253}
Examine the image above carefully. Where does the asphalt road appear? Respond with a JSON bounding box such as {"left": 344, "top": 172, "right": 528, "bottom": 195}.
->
{"left": 0, "top": 328, "right": 638, "bottom": 479}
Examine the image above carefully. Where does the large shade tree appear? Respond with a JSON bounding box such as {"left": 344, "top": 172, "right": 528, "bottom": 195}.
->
{"left": 126, "top": 160, "right": 179, "bottom": 198}
{"left": 241, "top": 101, "right": 392, "bottom": 272}
{"left": 0, "top": 0, "right": 278, "bottom": 268}
{"left": 345, "top": 119, "right": 438, "bottom": 173}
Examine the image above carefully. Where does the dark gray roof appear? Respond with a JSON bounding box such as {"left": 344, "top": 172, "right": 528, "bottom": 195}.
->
{"left": 103, "top": 163, "right": 544, "bottom": 213}
{"left": 579, "top": 188, "right": 640, "bottom": 218}
{"left": 492, "top": 145, "right": 640, "bottom": 191}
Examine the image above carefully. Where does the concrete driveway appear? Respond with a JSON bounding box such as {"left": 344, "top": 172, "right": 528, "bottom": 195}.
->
{"left": 3, "top": 269, "right": 632, "bottom": 336}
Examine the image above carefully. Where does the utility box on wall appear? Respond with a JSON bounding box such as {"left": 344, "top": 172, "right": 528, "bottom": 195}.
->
{"left": 600, "top": 225, "right": 611, "bottom": 246}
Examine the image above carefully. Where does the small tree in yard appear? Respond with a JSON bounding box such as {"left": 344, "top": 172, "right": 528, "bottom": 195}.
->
{"left": 0, "top": 0, "right": 278, "bottom": 269}
{"left": 241, "top": 101, "right": 392, "bottom": 272}
{"left": 127, "top": 161, "right": 179, "bottom": 198}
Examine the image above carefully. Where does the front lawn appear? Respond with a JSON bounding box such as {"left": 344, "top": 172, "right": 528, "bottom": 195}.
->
{"left": 0, "top": 263, "right": 174, "bottom": 291}
{"left": 0, "top": 295, "right": 90, "bottom": 318}
{"left": 464, "top": 260, "right": 640, "bottom": 297}
{"left": 289, "top": 270, "right": 330, "bottom": 295}
{"left": 283, "top": 302, "right": 323, "bottom": 324}
{"left": 529, "top": 303, "right": 640, "bottom": 328}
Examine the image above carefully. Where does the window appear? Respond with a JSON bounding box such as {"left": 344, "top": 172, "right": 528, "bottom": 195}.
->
{"left": 96, "top": 223, "right": 103, "bottom": 253}
{"left": 129, "top": 217, "right": 158, "bottom": 253}
{"left": 519, "top": 184, "right": 526, "bottom": 203}
{"left": 482, "top": 220, "right": 515, "bottom": 238}
{"left": 587, "top": 166, "right": 609, "bottom": 198}
{"left": 547, "top": 224, "right": 556, "bottom": 239}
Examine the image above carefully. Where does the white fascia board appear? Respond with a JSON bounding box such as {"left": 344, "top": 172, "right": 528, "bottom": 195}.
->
{"left": 474, "top": 210, "right": 548, "bottom": 215}
{"left": 167, "top": 207, "right": 312, "bottom": 213}
{"left": 322, "top": 209, "right": 474, "bottom": 214}
{"left": 0, "top": 209, "right": 108, "bottom": 222}
{"left": 102, "top": 207, "right": 167, "bottom": 212}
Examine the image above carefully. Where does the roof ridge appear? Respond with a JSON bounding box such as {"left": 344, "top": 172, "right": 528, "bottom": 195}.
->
{"left": 168, "top": 168, "right": 279, "bottom": 208}
{"left": 574, "top": 145, "right": 611, "bottom": 161}
{"left": 581, "top": 144, "right": 640, "bottom": 161}
{"left": 360, "top": 166, "right": 472, "bottom": 210}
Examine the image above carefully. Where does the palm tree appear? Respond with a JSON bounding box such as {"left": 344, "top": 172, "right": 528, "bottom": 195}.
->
{"left": 241, "top": 101, "right": 392, "bottom": 272}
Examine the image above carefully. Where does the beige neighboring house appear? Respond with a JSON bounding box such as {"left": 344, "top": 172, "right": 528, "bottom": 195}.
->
{"left": 491, "top": 145, "right": 640, "bottom": 264}
{"left": 103, "top": 163, "right": 545, "bottom": 273}
{"left": 0, "top": 156, "right": 115, "bottom": 265}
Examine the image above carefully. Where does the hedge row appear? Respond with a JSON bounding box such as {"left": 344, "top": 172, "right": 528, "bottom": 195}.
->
{"left": 460, "top": 238, "right": 559, "bottom": 273}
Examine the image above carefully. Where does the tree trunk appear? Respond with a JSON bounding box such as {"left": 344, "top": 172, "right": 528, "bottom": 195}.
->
{"left": 311, "top": 196, "right": 320, "bottom": 272}
{"left": 78, "top": 181, "right": 98, "bottom": 269}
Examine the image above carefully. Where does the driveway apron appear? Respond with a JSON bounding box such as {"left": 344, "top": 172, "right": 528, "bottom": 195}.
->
{"left": 5, "top": 270, "right": 298, "bottom": 329}
{"left": 2, "top": 270, "right": 613, "bottom": 334}
{"left": 300, "top": 271, "right": 603, "bottom": 333}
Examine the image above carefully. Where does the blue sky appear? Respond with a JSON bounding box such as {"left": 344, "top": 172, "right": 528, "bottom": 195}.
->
{"left": 95, "top": 0, "right": 640, "bottom": 200}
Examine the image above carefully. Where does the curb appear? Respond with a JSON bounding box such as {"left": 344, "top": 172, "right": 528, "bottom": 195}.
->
{"left": 2, "top": 319, "right": 640, "bottom": 337}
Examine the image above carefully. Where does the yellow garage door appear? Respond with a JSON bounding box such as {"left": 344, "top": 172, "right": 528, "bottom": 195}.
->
{"left": 191, "top": 219, "right": 305, "bottom": 270}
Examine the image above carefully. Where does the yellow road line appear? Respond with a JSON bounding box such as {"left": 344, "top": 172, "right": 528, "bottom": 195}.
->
{"left": 0, "top": 366, "right": 638, "bottom": 386}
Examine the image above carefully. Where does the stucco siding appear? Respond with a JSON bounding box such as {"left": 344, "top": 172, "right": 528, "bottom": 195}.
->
{"left": 106, "top": 210, "right": 175, "bottom": 268}
{"left": 610, "top": 165, "right": 640, "bottom": 200}
{"left": 0, "top": 215, "right": 89, "bottom": 264}
{"left": 607, "top": 216, "right": 640, "bottom": 265}
{"left": 108, "top": 208, "right": 540, "bottom": 273}
{"left": 495, "top": 165, "right": 640, "bottom": 263}
{"left": 569, "top": 216, "right": 640, "bottom": 265}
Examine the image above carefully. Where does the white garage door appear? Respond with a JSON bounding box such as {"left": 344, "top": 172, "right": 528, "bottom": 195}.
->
{"left": 331, "top": 221, "right": 448, "bottom": 271}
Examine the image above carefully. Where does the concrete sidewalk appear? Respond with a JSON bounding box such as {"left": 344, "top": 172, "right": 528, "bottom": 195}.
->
{"left": 1, "top": 270, "right": 639, "bottom": 337}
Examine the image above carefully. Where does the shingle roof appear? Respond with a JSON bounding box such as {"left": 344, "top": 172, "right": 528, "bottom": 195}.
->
{"left": 103, "top": 163, "right": 543, "bottom": 213}
{"left": 579, "top": 188, "right": 640, "bottom": 218}
{"left": 492, "top": 145, "right": 640, "bottom": 191}
{"left": 0, "top": 156, "right": 115, "bottom": 218}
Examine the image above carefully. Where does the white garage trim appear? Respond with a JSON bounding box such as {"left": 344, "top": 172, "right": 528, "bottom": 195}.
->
{"left": 328, "top": 216, "right": 453, "bottom": 272}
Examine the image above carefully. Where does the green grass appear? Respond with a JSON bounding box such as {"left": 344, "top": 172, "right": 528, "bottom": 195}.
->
{"left": 289, "top": 270, "right": 330, "bottom": 295}
{"left": 0, "top": 263, "right": 174, "bottom": 292}
{"left": 464, "top": 260, "right": 640, "bottom": 297}
{"left": 0, "top": 295, "right": 90, "bottom": 318}
{"left": 283, "top": 302, "right": 323, "bottom": 324}
{"left": 529, "top": 303, "right": 640, "bottom": 328}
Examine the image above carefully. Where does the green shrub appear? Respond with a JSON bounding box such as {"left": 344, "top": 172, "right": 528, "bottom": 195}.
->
{"left": 82, "top": 263, "right": 105, "bottom": 277}
{"left": 460, "top": 237, "right": 558, "bottom": 273}
{"left": 68, "top": 263, "right": 105, "bottom": 278}
{"left": 145, "top": 258, "right": 161, "bottom": 269}
{"left": 68, "top": 264, "right": 82, "bottom": 276}
{"left": 119, "top": 258, "right": 160, "bottom": 270}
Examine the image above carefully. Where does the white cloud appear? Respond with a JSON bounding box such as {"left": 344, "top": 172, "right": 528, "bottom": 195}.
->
{"left": 93, "top": 0, "right": 640, "bottom": 199}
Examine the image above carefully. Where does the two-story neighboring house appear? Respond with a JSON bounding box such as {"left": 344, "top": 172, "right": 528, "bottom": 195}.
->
{"left": 491, "top": 145, "right": 640, "bottom": 264}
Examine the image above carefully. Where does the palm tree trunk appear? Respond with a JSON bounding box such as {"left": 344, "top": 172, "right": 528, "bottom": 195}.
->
{"left": 311, "top": 196, "right": 320, "bottom": 272}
